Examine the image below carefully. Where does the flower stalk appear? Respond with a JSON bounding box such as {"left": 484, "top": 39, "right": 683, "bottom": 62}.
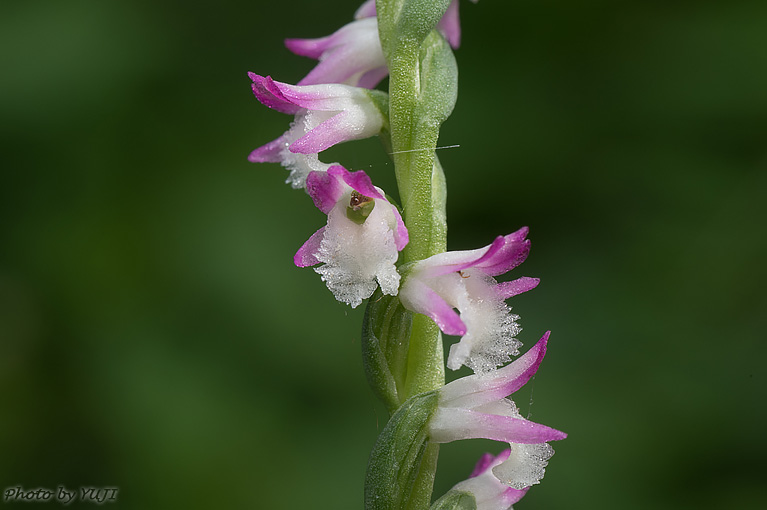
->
{"left": 377, "top": 0, "right": 457, "bottom": 398}
{"left": 375, "top": 2, "right": 458, "bottom": 504}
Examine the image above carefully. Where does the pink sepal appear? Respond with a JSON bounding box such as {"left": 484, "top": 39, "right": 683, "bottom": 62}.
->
{"left": 294, "top": 227, "right": 326, "bottom": 267}
{"left": 357, "top": 67, "right": 390, "bottom": 89}
{"left": 495, "top": 277, "right": 540, "bottom": 299}
{"left": 267, "top": 81, "right": 356, "bottom": 112}
{"left": 354, "top": 0, "right": 376, "bottom": 19}
{"left": 334, "top": 165, "right": 382, "bottom": 199}
{"left": 286, "top": 18, "right": 386, "bottom": 89}
{"left": 419, "top": 227, "right": 530, "bottom": 278}
{"left": 289, "top": 111, "right": 355, "bottom": 154}
{"left": 248, "top": 134, "right": 287, "bottom": 163}
{"left": 403, "top": 279, "right": 466, "bottom": 336}
{"left": 392, "top": 208, "right": 408, "bottom": 251}
{"left": 440, "top": 333, "right": 550, "bottom": 409}
{"left": 438, "top": 0, "right": 462, "bottom": 49}
{"left": 252, "top": 76, "right": 356, "bottom": 115}
{"left": 467, "top": 228, "right": 531, "bottom": 277}
{"left": 248, "top": 73, "right": 302, "bottom": 115}
{"left": 284, "top": 35, "right": 334, "bottom": 59}
{"left": 471, "top": 451, "right": 501, "bottom": 477}
{"left": 430, "top": 406, "right": 568, "bottom": 444}
{"left": 296, "top": 46, "right": 361, "bottom": 86}
{"left": 306, "top": 171, "right": 345, "bottom": 214}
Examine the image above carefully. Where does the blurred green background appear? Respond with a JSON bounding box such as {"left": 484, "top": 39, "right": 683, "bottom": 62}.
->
{"left": 1, "top": 0, "right": 766, "bottom": 508}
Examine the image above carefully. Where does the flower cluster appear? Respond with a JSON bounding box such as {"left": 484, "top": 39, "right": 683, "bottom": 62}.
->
{"left": 248, "top": 2, "right": 564, "bottom": 509}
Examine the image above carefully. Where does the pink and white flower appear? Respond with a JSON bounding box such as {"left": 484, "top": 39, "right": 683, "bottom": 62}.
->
{"left": 285, "top": 17, "right": 387, "bottom": 89}
{"left": 449, "top": 451, "right": 529, "bottom": 510}
{"left": 399, "top": 227, "right": 539, "bottom": 372}
{"left": 247, "top": 73, "right": 387, "bottom": 189}
{"left": 295, "top": 165, "right": 408, "bottom": 308}
{"left": 430, "top": 333, "right": 566, "bottom": 489}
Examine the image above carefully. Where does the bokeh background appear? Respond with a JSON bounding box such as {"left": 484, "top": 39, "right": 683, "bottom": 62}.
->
{"left": 2, "top": 0, "right": 766, "bottom": 508}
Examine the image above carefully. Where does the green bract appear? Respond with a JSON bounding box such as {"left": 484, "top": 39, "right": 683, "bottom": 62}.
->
{"left": 415, "top": 31, "right": 458, "bottom": 132}
{"left": 362, "top": 291, "right": 414, "bottom": 412}
{"left": 364, "top": 391, "right": 440, "bottom": 510}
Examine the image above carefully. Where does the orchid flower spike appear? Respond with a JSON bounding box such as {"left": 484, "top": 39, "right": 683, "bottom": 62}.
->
{"left": 429, "top": 333, "right": 567, "bottom": 489}
{"left": 295, "top": 165, "right": 408, "bottom": 308}
{"left": 448, "top": 451, "right": 530, "bottom": 510}
{"left": 399, "top": 227, "right": 539, "bottom": 372}
{"left": 354, "top": 0, "right": 479, "bottom": 49}
{"left": 285, "top": 17, "right": 387, "bottom": 89}
{"left": 247, "top": 74, "right": 387, "bottom": 189}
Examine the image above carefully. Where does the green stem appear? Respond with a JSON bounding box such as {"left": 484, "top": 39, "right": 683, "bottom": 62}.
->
{"left": 387, "top": 37, "right": 448, "bottom": 510}
{"left": 388, "top": 48, "right": 446, "bottom": 387}
{"left": 373, "top": 1, "right": 457, "bottom": 506}
{"left": 404, "top": 314, "right": 444, "bottom": 398}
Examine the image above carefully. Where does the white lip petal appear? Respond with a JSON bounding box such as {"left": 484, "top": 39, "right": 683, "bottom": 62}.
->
{"left": 423, "top": 269, "right": 521, "bottom": 373}
{"left": 492, "top": 443, "right": 555, "bottom": 490}
{"left": 307, "top": 172, "right": 405, "bottom": 307}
